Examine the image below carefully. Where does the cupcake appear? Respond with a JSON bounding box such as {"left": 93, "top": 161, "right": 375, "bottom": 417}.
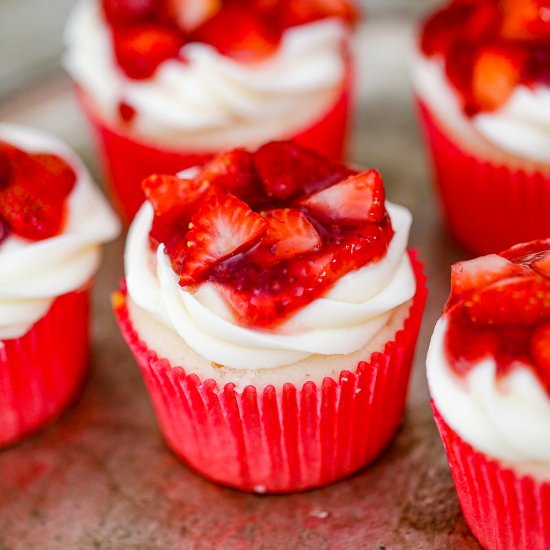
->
{"left": 64, "top": 0, "right": 357, "bottom": 221}
{"left": 427, "top": 239, "right": 550, "bottom": 549}
{"left": 0, "top": 124, "right": 120, "bottom": 447}
{"left": 414, "top": 0, "right": 550, "bottom": 255}
{"left": 114, "top": 140, "right": 427, "bottom": 492}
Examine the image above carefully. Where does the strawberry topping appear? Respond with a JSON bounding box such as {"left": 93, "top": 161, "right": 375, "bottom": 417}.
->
{"left": 0, "top": 141, "right": 76, "bottom": 242}
{"left": 444, "top": 238, "right": 550, "bottom": 394}
{"left": 420, "top": 0, "right": 550, "bottom": 115}
{"left": 143, "top": 140, "right": 394, "bottom": 327}
{"left": 102, "top": 0, "right": 356, "bottom": 81}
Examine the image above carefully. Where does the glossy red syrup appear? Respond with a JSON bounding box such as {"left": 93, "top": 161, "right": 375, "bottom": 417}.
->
{"left": 144, "top": 141, "right": 394, "bottom": 328}
{"left": 444, "top": 240, "right": 550, "bottom": 395}
{"left": 420, "top": 0, "right": 550, "bottom": 115}
{"left": 0, "top": 141, "right": 76, "bottom": 241}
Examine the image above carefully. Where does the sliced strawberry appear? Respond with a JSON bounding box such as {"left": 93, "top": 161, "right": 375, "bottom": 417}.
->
{"left": 191, "top": 3, "right": 280, "bottom": 61}
{"left": 531, "top": 323, "right": 550, "bottom": 388}
{"left": 299, "top": 170, "right": 385, "bottom": 224}
{"left": 282, "top": 0, "right": 358, "bottom": 27}
{"left": 179, "top": 193, "right": 267, "bottom": 285}
{"left": 113, "top": 24, "right": 183, "bottom": 79}
{"left": 198, "top": 148, "right": 259, "bottom": 200}
{"left": 260, "top": 208, "right": 321, "bottom": 261}
{"left": 464, "top": 275, "right": 550, "bottom": 326}
{"left": 101, "top": 0, "right": 157, "bottom": 25}
{"left": 448, "top": 253, "right": 529, "bottom": 307}
{"left": 500, "top": 0, "right": 550, "bottom": 42}
{"left": 253, "top": 141, "right": 352, "bottom": 200}
{"left": 533, "top": 252, "right": 550, "bottom": 278}
{"left": 142, "top": 174, "right": 209, "bottom": 216}
{"left": 165, "top": 0, "right": 221, "bottom": 31}
{"left": 31, "top": 153, "right": 77, "bottom": 200}
{"left": 501, "top": 238, "right": 550, "bottom": 265}
{"left": 472, "top": 45, "right": 526, "bottom": 111}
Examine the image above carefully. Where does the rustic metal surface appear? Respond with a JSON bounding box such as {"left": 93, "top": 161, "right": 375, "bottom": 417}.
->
{"left": 0, "top": 18, "right": 481, "bottom": 550}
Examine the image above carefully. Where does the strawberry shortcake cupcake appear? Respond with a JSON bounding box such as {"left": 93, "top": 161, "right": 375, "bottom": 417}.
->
{"left": 415, "top": 0, "right": 550, "bottom": 255}
{"left": 64, "top": 0, "right": 356, "bottom": 220}
{"left": 114, "top": 140, "right": 427, "bottom": 492}
{"left": 0, "top": 124, "right": 120, "bottom": 447}
{"left": 427, "top": 240, "right": 550, "bottom": 549}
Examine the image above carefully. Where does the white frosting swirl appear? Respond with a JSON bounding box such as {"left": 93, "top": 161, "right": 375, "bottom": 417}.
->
{"left": 414, "top": 52, "right": 550, "bottom": 165}
{"left": 64, "top": 0, "right": 347, "bottom": 149}
{"left": 427, "top": 317, "right": 550, "bottom": 478}
{"left": 0, "top": 124, "right": 120, "bottom": 339}
{"left": 125, "top": 199, "right": 416, "bottom": 370}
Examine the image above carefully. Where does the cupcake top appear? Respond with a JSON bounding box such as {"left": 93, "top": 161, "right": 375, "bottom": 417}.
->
{"left": 416, "top": 0, "right": 550, "bottom": 163}
{"left": 125, "top": 140, "right": 416, "bottom": 369}
{"left": 0, "top": 124, "right": 120, "bottom": 339}
{"left": 64, "top": 0, "right": 356, "bottom": 149}
{"left": 427, "top": 239, "right": 550, "bottom": 474}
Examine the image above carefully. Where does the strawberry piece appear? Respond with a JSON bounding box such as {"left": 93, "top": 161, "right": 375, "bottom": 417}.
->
{"left": 299, "top": 170, "right": 385, "bottom": 224}
{"left": 101, "top": 0, "right": 157, "bottom": 25}
{"left": 472, "top": 45, "right": 526, "bottom": 111}
{"left": 113, "top": 24, "right": 183, "bottom": 79}
{"left": 532, "top": 323, "right": 550, "bottom": 387}
{"left": 32, "top": 153, "right": 77, "bottom": 200}
{"left": 282, "top": 0, "right": 358, "bottom": 27}
{"left": 179, "top": 193, "right": 267, "bottom": 285}
{"left": 464, "top": 275, "right": 550, "bottom": 326}
{"left": 501, "top": 238, "right": 550, "bottom": 265}
{"left": 198, "top": 148, "right": 259, "bottom": 200}
{"left": 118, "top": 101, "right": 137, "bottom": 122}
{"left": 142, "top": 174, "right": 209, "bottom": 216}
{"left": 165, "top": 0, "right": 221, "bottom": 31}
{"left": 253, "top": 141, "right": 352, "bottom": 200}
{"left": 261, "top": 208, "right": 321, "bottom": 261}
{"left": 533, "top": 252, "right": 550, "bottom": 278}
{"left": 448, "top": 253, "right": 529, "bottom": 307}
{"left": 191, "top": 3, "right": 280, "bottom": 61}
{"left": 501, "top": 0, "right": 550, "bottom": 42}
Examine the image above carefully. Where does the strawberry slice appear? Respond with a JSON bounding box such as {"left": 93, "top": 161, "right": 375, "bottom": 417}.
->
{"left": 472, "top": 45, "right": 526, "bottom": 111}
{"left": 113, "top": 24, "right": 183, "bottom": 79}
{"left": 533, "top": 252, "right": 550, "bottom": 278}
{"left": 532, "top": 323, "right": 550, "bottom": 388}
{"left": 101, "top": 0, "right": 156, "bottom": 25}
{"left": 198, "top": 148, "right": 259, "bottom": 199}
{"left": 191, "top": 3, "right": 280, "bottom": 61}
{"left": 282, "top": 0, "right": 358, "bottom": 27}
{"left": 260, "top": 208, "right": 321, "bottom": 261}
{"left": 179, "top": 193, "right": 267, "bottom": 285}
{"left": 31, "top": 153, "right": 77, "bottom": 200}
{"left": 448, "top": 253, "right": 529, "bottom": 307}
{"left": 464, "top": 275, "right": 550, "bottom": 326}
{"left": 165, "top": 0, "right": 221, "bottom": 31}
{"left": 142, "top": 174, "right": 209, "bottom": 217}
{"left": 298, "top": 170, "right": 385, "bottom": 224}
{"left": 253, "top": 141, "right": 352, "bottom": 200}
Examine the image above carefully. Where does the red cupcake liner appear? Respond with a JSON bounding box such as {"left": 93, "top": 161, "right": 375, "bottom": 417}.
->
{"left": 80, "top": 58, "right": 352, "bottom": 223}
{"left": 432, "top": 404, "right": 550, "bottom": 550}
{"left": 114, "top": 251, "right": 426, "bottom": 493}
{"left": 0, "top": 289, "right": 90, "bottom": 448}
{"left": 417, "top": 98, "right": 550, "bottom": 255}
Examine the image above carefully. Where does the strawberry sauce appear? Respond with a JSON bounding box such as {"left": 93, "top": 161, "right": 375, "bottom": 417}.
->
{"left": 420, "top": 0, "right": 550, "bottom": 115}
{"left": 144, "top": 141, "right": 394, "bottom": 328}
{"left": 0, "top": 141, "right": 76, "bottom": 241}
{"left": 443, "top": 240, "right": 550, "bottom": 395}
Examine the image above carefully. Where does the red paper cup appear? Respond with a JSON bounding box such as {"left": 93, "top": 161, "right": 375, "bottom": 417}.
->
{"left": 0, "top": 288, "right": 90, "bottom": 448}
{"left": 114, "top": 251, "right": 426, "bottom": 493}
{"left": 432, "top": 404, "right": 550, "bottom": 550}
{"left": 80, "top": 58, "right": 352, "bottom": 223}
{"left": 416, "top": 98, "right": 550, "bottom": 255}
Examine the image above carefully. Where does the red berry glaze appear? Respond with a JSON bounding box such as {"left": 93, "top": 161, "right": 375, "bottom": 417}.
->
{"left": 444, "top": 238, "right": 550, "bottom": 395}
{"left": 101, "top": 0, "right": 356, "bottom": 80}
{"left": 0, "top": 141, "right": 76, "bottom": 242}
{"left": 143, "top": 140, "right": 394, "bottom": 327}
{"left": 420, "top": 0, "right": 550, "bottom": 115}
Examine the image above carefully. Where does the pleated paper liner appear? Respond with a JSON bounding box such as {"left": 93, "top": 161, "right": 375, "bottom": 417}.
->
{"left": 417, "top": 98, "right": 550, "bottom": 256}
{"left": 80, "top": 56, "right": 352, "bottom": 223}
{"left": 0, "top": 289, "right": 90, "bottom": 448}
{"left": 432, "top": 404, "right": 550, "bottom": 550}
{"left": 114, "top": 251, "right": 426, "bottom": 493}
